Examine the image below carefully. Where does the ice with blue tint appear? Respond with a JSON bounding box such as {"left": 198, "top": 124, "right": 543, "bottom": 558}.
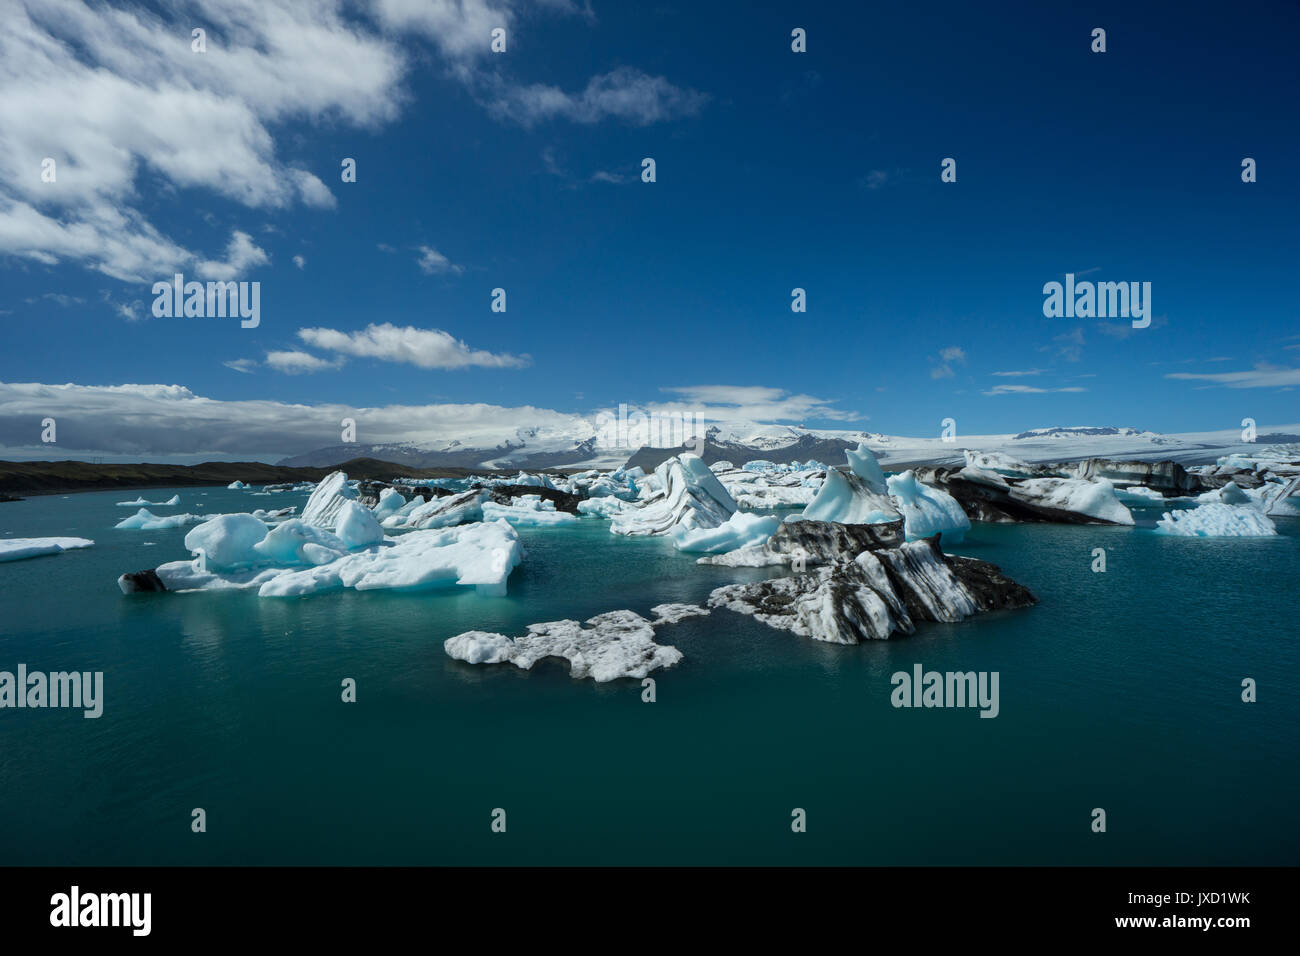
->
{"left": 885, "top": 470, "right": 971, "bottom": 543}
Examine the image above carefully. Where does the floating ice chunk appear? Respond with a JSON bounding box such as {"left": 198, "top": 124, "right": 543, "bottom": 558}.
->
{"left": 509, "top": 471, "right": 558, "bottom": 490}
{"left": 226, "top": 481, "right": 248, "bottom": 490}
{"left": 709, "top": 460, "right": 735, "bottom": 473}
{"left": 115, "top": 509, "right": 206, "bottom": 530}
{"left": 1009, "top": 477, "right": 1134, "bottom": 525}
{"left": 611, "top": 454, "right": 736, "bottom": 536}
{"left": 0, "top": 537, "right": 94, "bottom": 562}
{"left": 650, "top": 603, "right": 711, "bottom": 625}
{"left": 886, "top": 470, "right": 971, "bottom": 543}
{"left": 383, "top": 489, "right": 486, "bottom": 530}
{"left": 1117, "top": 485, "right": 1169, "bottom": 502}
{"left": 156, "top": 519, "right": 521, "bottom": 597}
{"left": 694, "top": 544, "right": 787, "bottom": 567}
{"left": 671, "top": 511, "right": 779, "bottom": 554}
{"left": 300, "top": 471, "right": 360, "bottom": 531}
{"left": 444, "top": 610, "right": 682, "bottom": 682}
{"left": 183, "top": 513, "right": 272, "bottom": 570}
{"left": 336, "top": 500, "right": 385, "bottom": 549}
{"left": 845, "top": 442, "right": 889, "bottom": 492}
{"left": 800, "top": 468, "right": 899, "bottom": 525}
{"left": 373, "top": 487, "right": 407, "bottom": 520}
{"left": 116, "top": 494, "right": 181, "bottom": 507}
{"left": 1155, "top": 503, "right": 1277, "bottom": 537}
{"left": 483, "top": 496, "right": 578, "bottom": 527}
{"left": 577, "top": 497, "right": 634, "bottom": 519}
{"left": 252, "top": 519, "right": 348, "bottom": 566}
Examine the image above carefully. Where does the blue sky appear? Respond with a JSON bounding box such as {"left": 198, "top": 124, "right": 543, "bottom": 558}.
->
{"left": 1, "top": 0, "right": 1297, "bottom": 459}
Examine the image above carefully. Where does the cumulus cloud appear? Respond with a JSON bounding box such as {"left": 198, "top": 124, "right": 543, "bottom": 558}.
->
{"left": 264, "top": 350, "right": 344, "bottom": 374}
{"left": 296, "top": 323, "right": 529, "bottom": 369}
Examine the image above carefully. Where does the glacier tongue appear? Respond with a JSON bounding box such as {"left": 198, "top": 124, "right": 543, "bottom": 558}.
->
{"left": 610, "top": 453, "right": 737, "bottom": 536}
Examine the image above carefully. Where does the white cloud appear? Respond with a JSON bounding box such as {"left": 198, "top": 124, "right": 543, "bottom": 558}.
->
{"left": 0, "top": 380, "right": 584, "bottom": 459}
{"left": 415, "top": 245, "right": 465, "bottom": 276}
{"left": 263, "top": 350, "right": 344, "bottom": 374}
{"left": 930, "top": 346, "right": 967, "bottom": 379}
{"left": 983, "top": 384, "right": 1088, "bottom": 396}
{"left": 196, "top": 230, "right": 270, "bottom": 280}
{"left": 991, "top": 368, "right": 1049, "bottom": 377}
{"left": 224, "top": 358, "right": 259, "bottom": 373}
{"left": 296, "top": 323, "right": 529, "bottom": 369}
{"left": 484, "top": 67, "right": 707, "bottom": 127}
{"left": 292, "top": 254, "right": 306, "bottom": 269}
{"left": 655, "top": 385, "right": 859, "bottom": 423}
{"left": 1166, "top": 364, "right": 1300, "bottom": 389}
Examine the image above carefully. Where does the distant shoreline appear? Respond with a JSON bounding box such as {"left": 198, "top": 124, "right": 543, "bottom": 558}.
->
{"left": 0, "top": 458, "right": 494, "bottom": 498}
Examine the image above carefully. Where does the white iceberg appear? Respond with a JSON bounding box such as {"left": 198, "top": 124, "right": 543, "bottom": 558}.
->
{"left": 650, "top": 603, "right": 711, "bottom": 625}
{"left": 886, "top": 470, "right": 971, "bottom": 543}
{"left": 382, "top": 489, "right": 486, "bottom": 531}
{"left": 0, "top": 537, "right": 94, "bottom": 562}
{"left": 372, "top": 487, "right": 407, "bottom": 520}
{"left": 800, "top": 444, "right": 899, "bottom": 525}
{"left": 299, "top": 471, "right": 360, "bottom": 531}
{"left": 671, "top": 511, "right": 779, "bottom": 554}
{"left": 610, "top": 454, "right": 736, "bottom": 536}
{"left": 115, "top": 508, "right": 207, "bottom": 530}
{"left": 226, "top": 480, "right": 248, "bottom": 490}
{"left": 1009, "top": 477, "right": 1134, "bottom": 525}
{"left": 577, "top": 497, "right": 634, "bottom": 519}
{"left": 155, "top": 517, "right": 522, "bottom": 597}
{"left": 445, "top": 610, "right": 681, "bottom": 682}
{"left": 1155, "top": 503, "right": 1277, "bottom": 537}
{"left": 116, "top": 494, "right": 181, "bottom": 507}
{"left": 482, "top": 495, "right": 578, "bottom": 527}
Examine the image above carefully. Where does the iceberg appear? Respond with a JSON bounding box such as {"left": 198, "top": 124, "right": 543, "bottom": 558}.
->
{"left": 445, "top": 610, "right": 682, "bottom": 682}
{"left": 708, "top": 534, "right": 1035, "bottom": 644}
{"left": 577, "top": 497, "right": 634, "bottom": 519}
{"left": 382, "top": 489, "right": 485, "bottom": 531}
{"left": 336, "top": 500, "right": 385, "bottom": 549}
{"left": 1009, "top": 477, "right": 1134, "bottom": 525}
{"left": 131, "top": 517, "right": 523, "bottom": 597}
{"left": 798, "top": 442, "right": 898, "bottom": 525}
{"left": 671, "top": 511, "right": 779, "bottom": 554}
{"left": 116, "top": 494, "right": 181, "bottom": 507}
{"left": 372, "top": 487, "right": 407, "bottom": 521}
{"left": 226, "top": 480, "right": 248, "bottom": 490}
{"left": 482, "top": 495, "right": 578, "bottom": 527}
{"left": 610, "top": 454, "right": 737, "bottom": 536}
{"left": 114, "top": 508, "right": 206, "bottom": 530}
{"left": 299, "top": 471, "right": 360, "bottom": 531}
{"left": 650, "top": 603, "right": 711, "bottom": 624}
{"left": 1155, "top": 503, "right": 1278, "bottom": 537}
{"left": 886, "top": 470, "right": 971, "bottom": 543}
{"left": 0, "top": 537, "right": 94, "bottom": 562}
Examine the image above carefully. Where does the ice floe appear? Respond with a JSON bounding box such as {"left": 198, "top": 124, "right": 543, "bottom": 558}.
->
{"left": 445, "top": 609, "right": 681, "bottom": 682}
{"left": 671, "top": 511, "right": 779, "bottom": 554}
{"left": 1154, "top": 503, "right": 1278, "bottom": 537}
{"left": 800, "top": 443, "right": 899, "bottom": 525}
{"left": 0, "top": 537, "right": 94, "bottom": 562}
{"left": 116, "top": 494, "right": 181, "bottom": 507}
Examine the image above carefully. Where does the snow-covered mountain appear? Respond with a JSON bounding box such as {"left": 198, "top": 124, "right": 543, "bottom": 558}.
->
{"left": 277, "top": 418, "right": 1300, "bottom": 472}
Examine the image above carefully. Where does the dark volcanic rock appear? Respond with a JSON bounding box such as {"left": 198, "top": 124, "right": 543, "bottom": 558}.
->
{"left": 117, "top": 569, "right": 167, "bottom": 593}
{"left": 764, "top": 517, "right": 906, "bottom": 564}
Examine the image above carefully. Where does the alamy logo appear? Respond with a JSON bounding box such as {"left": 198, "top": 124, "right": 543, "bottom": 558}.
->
{"left": 50, "top": 886, "right": 150, "bottom": 936}
{"left": 151, "top": 273, "right": 260, "bottom": 328}
{"left": 891, "top": 664, "right": 999, "bottom": 718}
{"left": 0, "top": 665, "right": 103, "bottom": 718}
{"left": 1042, "top": 272, "right": 1150, "bottom": 328}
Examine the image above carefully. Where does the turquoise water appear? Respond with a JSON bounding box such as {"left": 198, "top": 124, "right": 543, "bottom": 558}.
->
{"left": 1, "top": 486, "right": 1296, "bottom": 865}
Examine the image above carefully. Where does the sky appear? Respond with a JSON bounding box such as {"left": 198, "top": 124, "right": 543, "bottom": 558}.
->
{"left": 1, "top": 0, "right": 1298, "bottom": 461}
